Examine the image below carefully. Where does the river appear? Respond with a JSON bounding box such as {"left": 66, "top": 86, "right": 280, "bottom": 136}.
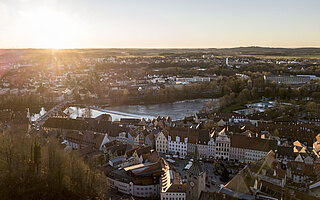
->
{"left": 64, "top": 98, "right": 217, "bottom": 121}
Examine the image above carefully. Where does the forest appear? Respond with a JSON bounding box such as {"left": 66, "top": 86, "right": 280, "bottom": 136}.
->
{"left": 0, "top": 128, "right": 107, "bottom": 199}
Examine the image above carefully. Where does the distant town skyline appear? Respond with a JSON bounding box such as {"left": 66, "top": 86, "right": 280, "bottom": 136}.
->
{"left": 0, "top": 0, "right": 320, "bottom": 49}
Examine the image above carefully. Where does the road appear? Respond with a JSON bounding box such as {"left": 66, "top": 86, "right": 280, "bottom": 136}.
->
{"left": 32, "top": 100, "right": 69, "bottom": 127}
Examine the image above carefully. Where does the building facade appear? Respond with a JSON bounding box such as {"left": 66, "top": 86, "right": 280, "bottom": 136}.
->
{"left": 215, "top": 128, "right": 230, "bottom": 160}
{"left": 168, "top": 135, "right": 188, "bottom": 157}
{"left": 156, "top": 131, "right": 168, "bottom": 154}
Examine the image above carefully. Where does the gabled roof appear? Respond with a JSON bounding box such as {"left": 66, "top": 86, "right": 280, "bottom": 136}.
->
{"left": 313, "top": 141, "right": 320, "bottom": 152}
{"left": 187, "top": 129, "right": 199, "bottom": 144}
{"left": 293, "top": 140, "right": 304, "bottom": 148}
{"left": 64, "top": 131, "right": 106, "bottom": 149}
{"left": 95, "top": 114, "right": 112, "bottom": 121}
{"left": 130, "top": 158, "right": 168, "bottom": 177}
{"left": 230, "top": 134, "right": 277, "bottom": 152}
{"left": 166, "top": 184, "right": 186, "bottom": 193}
{"left": 250, "top": 150, "right": 286, "bottom": 179}
{"left": 120, "top": 118, "right": 141, "bottom": 125}
{"left": 224, "top": 166, "right": 255, "bottom": 195}
{"left": 168, "top": 127, "right": 190, "bottom": 141}
{"left": 219, "top": 127, "right": 229, "bottom": 136}
{"left": 277, "top": 145, "right": 295, "bottom": 159}
{"left": 195, "top": 112, "right": 208, "bottom": 119}
{"left": 293, "top": 146, "right": 307, "bottom": 154}
{"left": 316, "top": 133, "right": 320, "bottom": 142}
{"left": 141, "top": 150, "right": 160, "bottom": 163}
{"left": 43, "top": 117, "right": 88, "bottom": 130}
{"left": 198, "top": 130, "right": 210, "bottom": 145}
{"left": 135, "top": 146, "right": 152, "bottom": 157}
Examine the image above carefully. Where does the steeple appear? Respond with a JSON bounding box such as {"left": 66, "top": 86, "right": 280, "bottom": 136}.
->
{"left": 194, "top": 144, "right": 199, "bottom": 161}
{"left": 186, "top": 144, "right": 206, "bottom": 200}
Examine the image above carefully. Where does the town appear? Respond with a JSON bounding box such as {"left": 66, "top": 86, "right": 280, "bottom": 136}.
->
{"left": 0, "top": 48, "right": 320, "bottom": 199}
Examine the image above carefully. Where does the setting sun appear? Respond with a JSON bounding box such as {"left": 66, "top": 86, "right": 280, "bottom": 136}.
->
{"left": 21, "top": 8, "right": 80, "bottom": 48}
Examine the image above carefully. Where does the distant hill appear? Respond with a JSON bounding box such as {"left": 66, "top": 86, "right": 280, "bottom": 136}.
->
{"left": 215, "top": 46, "right": 320, "bottom": 57}
{"left": 1, "top": 46, "right": 320, "bottom": 59}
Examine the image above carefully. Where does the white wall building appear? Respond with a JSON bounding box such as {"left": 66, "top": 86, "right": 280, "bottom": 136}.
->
{"left": 208, "top": 136, "right": 216, "bottom": 158}
{"left": 168, "top": 135, "right": 188, "bottom": 156}
{"left": 215, "top": 128, "right": 230, "bottom": 160}
{"left": 230, "top": 134, "right": 277, "bottom": 163}
{"left": 156, "top": 132, "right": 168, "bottom": 154}
{"left": 161, "top": 184, "right": 186, "bottom": 200}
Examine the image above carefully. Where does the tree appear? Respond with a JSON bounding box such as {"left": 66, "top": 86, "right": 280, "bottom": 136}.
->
{"left": 306, "top": 102, "right": 318, "bottom": 113}
{"left": 272, "top": 129, "right": 279, "bottom": 137}
{"left": 238, "top": 88, "right": 251, "bottom": 103}
{"left": 278, "top": 88, "right": 288, "bottom": 99}
{"left": 205, "top": 100, "right": 219, "bottom": 112}
{"left": 0, "top": 131, "right": 108, "bottom": 199}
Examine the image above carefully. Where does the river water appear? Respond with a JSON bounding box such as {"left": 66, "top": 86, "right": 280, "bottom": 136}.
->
{"left": 64, "top": 98, "right": 216, "bottom": 121}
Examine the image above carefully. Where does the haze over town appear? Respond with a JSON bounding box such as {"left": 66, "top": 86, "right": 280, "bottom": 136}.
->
{"left": 1, "top": 1, "right": 320, "bottom": 200}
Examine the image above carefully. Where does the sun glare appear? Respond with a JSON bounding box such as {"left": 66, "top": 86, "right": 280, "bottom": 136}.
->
{"left": 22, "top": 9, "right": 80, "bottom": 49}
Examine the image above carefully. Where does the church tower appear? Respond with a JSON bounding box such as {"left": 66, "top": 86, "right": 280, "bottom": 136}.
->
{"left": 186, "top": 146, "right": 206, "bottom": 200}
{"left": 26, "top": 108, "right": 32, "bottom": 133}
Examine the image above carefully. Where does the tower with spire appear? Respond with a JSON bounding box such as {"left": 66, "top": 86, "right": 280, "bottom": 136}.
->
{"left": 186, "top": 145, "right": 206, "bottom": 200}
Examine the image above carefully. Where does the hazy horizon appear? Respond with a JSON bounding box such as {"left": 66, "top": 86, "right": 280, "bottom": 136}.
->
{"left": 2, "top": 45, "right": 320, "bottom": 50}
{"left": 1, "top": 0, "right": 320, "bottom": 49}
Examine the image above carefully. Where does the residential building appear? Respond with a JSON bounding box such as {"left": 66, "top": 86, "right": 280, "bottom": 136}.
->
{"left": 187, "top": 129, "right": 199, "bottom": 157}
{"left": 105, "top": 159, "right": 169, "bottom": 198}
{"left": 168, "top": 130, "right": 188, "bottom": 157}
{"left": 220, "top": 151, "right": 287, "bottom": 200}
{"left": 230, "top": 134, "right": 277, "bottom": 163}
{"left": 264, "top": 75, "right": 311, "bottom": 85}
{"left": 215, "top": 128, "right": 230, "bottom": 160}
{"left": 156, "top": 131, "right": 168, "bottom": 154}
{"left": 208, "top": 132, "right": 215, "bottom": 158}
{"left": 161, "top": 184, "right": 186, "bottom": 200}
{"left": 197, "top": 130, "right": 210, "bottom": 158}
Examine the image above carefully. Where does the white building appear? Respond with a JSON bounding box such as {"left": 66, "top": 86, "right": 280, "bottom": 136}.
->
{"left": 161, "top": 184, "right": 186, "bottom": 200}
{"left": 156, "top": 131, "right": 168, "bottom": 154}
{"left": 215, "top": 128, "right": 230, "bottom": 160}
{"left": 208, "top": 133, "right": 216, "bottom": 158}
{"left": 230, "top": 134, "right": 277, "bottom": 163}
{"left": 107, "top": 159, "right": 169, "bottom": 198}
{"left": 168, "top": 134, "right": 188, "bottom": 157}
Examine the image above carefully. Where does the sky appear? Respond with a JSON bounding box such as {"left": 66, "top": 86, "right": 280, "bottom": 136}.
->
{"left": 0, "top": 0, "right": 319, "bottom": 48}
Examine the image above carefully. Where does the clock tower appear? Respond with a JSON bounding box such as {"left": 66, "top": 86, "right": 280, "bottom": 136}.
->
{"left": 186, "top": 146, "right": 206, "bottom": 200}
